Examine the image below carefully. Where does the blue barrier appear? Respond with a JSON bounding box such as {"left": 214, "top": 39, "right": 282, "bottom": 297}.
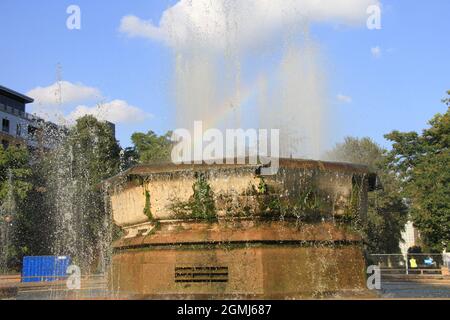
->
{"left": 22, "top": 256, "right": 71, "bottom": 283}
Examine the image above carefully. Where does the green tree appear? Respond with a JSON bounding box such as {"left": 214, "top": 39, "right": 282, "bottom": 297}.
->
{"left": 70, "top": 116, "right": 121, "bottom": 183}
{"left": 121, "top": 147, "right": 139, "bottom": 170}
{"left": 385, "top": 91, "right": 450, "bottom": 252}
{"left": 131, "top": 131, "right": 173, "bottom": 164}
{"left": 15, "top": 158, "right": 54, "bottom": 259}
{"left": 0, "top": 146, "right": 33, "bottom": 271}
{"left": 325, "top": 137, "right": 384, "bottom": 171}
{"left": 0, "top": 146, "right": 32, "bottom": 201}
{"left": 326, "top": 137, "right": 409, "bottom": 253}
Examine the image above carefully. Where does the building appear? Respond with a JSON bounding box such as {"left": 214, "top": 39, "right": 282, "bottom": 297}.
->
{"left": 0, "top": 85, "right": 60, "bottom": 150}
{"left": 400, "top": 220, "right": 420, "bottom": 256}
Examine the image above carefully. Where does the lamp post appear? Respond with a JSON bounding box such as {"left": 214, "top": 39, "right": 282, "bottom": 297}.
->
{"left": 405, "top": 253, "right": 409, "bottom": 275}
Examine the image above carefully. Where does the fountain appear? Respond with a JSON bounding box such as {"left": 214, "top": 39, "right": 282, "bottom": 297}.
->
{"left": 104, "top": 158, "right": 377, "bottom": 299}
{"left": 103, "top": 3, "right": 378, "bottom": 298}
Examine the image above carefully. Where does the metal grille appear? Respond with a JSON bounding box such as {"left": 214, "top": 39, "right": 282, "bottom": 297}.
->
{"left": 175, "top": 266, "right": 228, "bottom": 283}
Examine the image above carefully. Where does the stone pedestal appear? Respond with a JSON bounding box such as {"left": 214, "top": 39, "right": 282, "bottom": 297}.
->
{"left": 111, "top": 220, "right": 368, "bottom": 299}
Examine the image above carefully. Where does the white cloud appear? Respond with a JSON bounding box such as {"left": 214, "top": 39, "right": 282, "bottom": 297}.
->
{"left": 67, "top": 100, "right": 153, "bottom": 124}
{"left": 119, "top": 15, "right": 165, "bottom": 41}
{"left": 337, "top": 94, "right": 353, "bottom": 103}
{"left": 119, "top": 0, "right": 380, "bottom": 50}
{"left": 371, "top": 46, "right": 382, "bottom": 58}
{"left": 27, "top": 81, "right": 102, "bottom": 106}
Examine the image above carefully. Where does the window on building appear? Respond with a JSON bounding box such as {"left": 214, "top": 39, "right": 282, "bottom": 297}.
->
{"left": 2, "top": 119, "right": 10, "bottom": 133}
{"left": 16, "top": 124, "right": 22, "bottom": 137}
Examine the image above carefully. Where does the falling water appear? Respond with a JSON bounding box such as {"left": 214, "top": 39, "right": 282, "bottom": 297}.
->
{"left": 24, "top": 120, "right": 114, "bottom": 301}
{"left": 171, "top": 1, "right": 329, "bottom": 160}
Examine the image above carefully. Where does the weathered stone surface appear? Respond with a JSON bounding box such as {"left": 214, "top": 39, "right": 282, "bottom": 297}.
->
{"left": 105, "top": 159, "right": 373, "bottom": 227}
{"left": 105, "top": 159, "right": 375, "bottom": 298}
{"left": 112, "top": 220, "right": 361, "bottom": 249}
{"left": 111, "top": 243, "right": 367, "bottom": 299}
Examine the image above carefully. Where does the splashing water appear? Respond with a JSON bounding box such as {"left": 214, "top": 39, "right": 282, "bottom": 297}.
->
{"left": 170, "top": 1, "right": 330, "bottom": 160}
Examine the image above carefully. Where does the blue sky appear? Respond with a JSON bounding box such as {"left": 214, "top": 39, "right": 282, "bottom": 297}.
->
{"left": 0, "top": 0, "right": 449, "bottom": 150}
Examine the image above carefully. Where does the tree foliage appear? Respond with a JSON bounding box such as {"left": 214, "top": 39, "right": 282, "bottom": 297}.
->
{"left": 326, "top": 137, "right": 409, "bottom": 253}
{"left": 70, "top": 116, "right": 121, "bottom": 183}
{"left": 0, "top": 146, "right": 33, "bottom": 271}
{"left": 325, "top": 137, "right": 384, "bottom": 172}
{"left": 130, "top": 131, "right": 173, "bottom": 164}
{"left": 0, "top": 146, "right": 32, "bottom": 201}
{"left": 385, "top": 91, "right": 450, "bottom": 252}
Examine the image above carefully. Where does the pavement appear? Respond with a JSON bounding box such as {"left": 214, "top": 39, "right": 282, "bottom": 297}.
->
{"left": 377, "top": 275, "right": 450, "bottom": 299}
{"left": 2, "top": 274, "right": 450, "bottom": 300}
{"left": 0, "top": 274, "right": 110, "bottom": 300}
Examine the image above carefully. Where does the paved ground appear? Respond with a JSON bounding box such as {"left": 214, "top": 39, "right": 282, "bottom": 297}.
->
{"left": 0, "top": 275, "right": 110, "bottom": 300}
{"left": 378, "top": 281, "right": 450, "bottom": 299}
{"left": 2, "top": 275, "right": 450, "bottom": 299}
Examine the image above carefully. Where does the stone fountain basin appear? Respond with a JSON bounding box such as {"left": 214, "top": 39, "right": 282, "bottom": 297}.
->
{"left": 105, "top": 159, "right": 375, "bottom": 298}
{"left": 104, "top": 158, "right": 375, "bottom": 233}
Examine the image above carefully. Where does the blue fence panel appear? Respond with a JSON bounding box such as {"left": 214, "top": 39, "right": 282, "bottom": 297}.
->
{"left": 22, "top": 256, "right": 71, "bottom": 283}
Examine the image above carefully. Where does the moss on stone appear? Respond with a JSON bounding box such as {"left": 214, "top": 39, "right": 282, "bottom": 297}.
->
{"left": 143, "top": 188, "right": 153, "bottom": 220}
{"left": 340, "top": 175, "right": 364, "bottom": 231}
{"left": 170, "top": 173, "right": 217, "bottom": 221}
{"left": 252, "top": 179, "right": 332, "bottom": 222}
